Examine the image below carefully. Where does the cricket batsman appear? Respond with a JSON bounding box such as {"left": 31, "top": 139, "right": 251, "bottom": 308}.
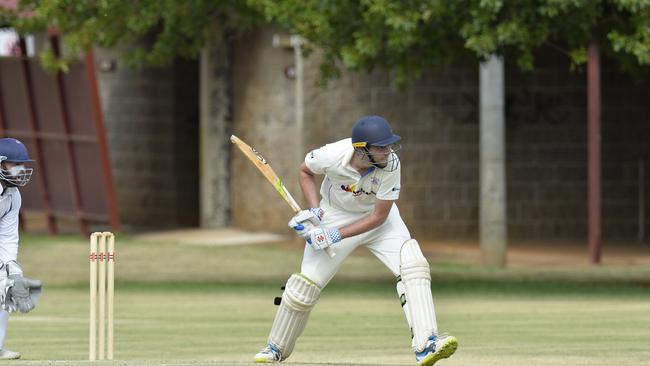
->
{"left": 0, "top": 138, "right": 43, "bottom": 360}
{"left": 254, "top": 116, "right": 458, "bottom": 365}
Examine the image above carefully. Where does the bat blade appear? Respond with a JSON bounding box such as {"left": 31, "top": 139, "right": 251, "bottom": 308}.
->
{"left": 230, "top": 135, "right": 336, "bottom": 258}
{"left": 230, "top": 135, "right": 301, "bottom": 211}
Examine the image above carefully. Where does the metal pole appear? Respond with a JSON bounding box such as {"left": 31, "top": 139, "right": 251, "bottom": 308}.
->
{"left": 479, "top": 55, "right": 507, "bottom": 267}
{"left": 587, "top": 40, "right": 602, "bottom": 264}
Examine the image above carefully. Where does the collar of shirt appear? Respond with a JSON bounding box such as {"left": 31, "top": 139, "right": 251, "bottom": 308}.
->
{"left": 337, "top": 145, "right": 376, "bottom": 179}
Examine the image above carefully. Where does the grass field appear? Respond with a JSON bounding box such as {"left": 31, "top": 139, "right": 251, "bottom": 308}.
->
{"left": 4, "top": 233, "right": 650, "bottom": 365}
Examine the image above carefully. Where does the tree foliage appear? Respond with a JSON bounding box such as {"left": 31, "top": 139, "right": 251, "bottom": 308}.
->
{"left": 0, "top": 0, "right": 260, "bottom": 70}
{"left": 252, "top": 0, "right": 650, "bottom": 84}
{"left": 1, "top": 0, "right": 649, "bottom": 82}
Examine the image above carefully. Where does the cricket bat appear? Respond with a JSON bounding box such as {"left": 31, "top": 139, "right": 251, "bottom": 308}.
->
{"left": 230, "top": 135, "right": 336, "bottom": 258}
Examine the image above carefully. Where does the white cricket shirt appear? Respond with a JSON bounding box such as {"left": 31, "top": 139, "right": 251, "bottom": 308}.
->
{"left": 305, "top": 138, "right": 401, "bottom": 213}
{"left": 0, "top": 186, "right": 21, "bottom": 263}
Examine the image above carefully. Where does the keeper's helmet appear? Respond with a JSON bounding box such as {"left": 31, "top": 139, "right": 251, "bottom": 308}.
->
{"left": 0, "top": 138, "right": 34, "bottom": 187}
{"left": 351, "top": 116, "right": 401, "bottom": 171}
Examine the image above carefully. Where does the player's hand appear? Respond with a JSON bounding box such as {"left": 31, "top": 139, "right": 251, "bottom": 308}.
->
{"left": 306, "top": 227, "right": 341, "bottom": 250}
{"left": 288, "top": 208, "right": 323, "bottom": 239}
{"left": 7, "top": 277, "right": 42, "bottom": 313}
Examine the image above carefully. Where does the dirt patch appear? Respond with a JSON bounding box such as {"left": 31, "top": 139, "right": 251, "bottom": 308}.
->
{"left": 419, "top": 239, "right": 650, "bottom": 266}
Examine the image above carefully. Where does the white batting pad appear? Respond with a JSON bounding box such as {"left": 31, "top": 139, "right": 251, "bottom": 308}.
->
{"left": 400, "top": 239, "right": 438, "bottom": 352}
{"left": 269, "top": 273, "right": 321, "bottom": 359}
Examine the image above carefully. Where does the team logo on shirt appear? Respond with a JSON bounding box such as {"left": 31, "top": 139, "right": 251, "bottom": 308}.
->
{"left": 340, "top": 184, "right": 376, "bottom": 196}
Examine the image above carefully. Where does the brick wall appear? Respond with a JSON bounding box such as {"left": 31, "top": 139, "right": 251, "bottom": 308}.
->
{"left": 230, "top": 27, "right": 650, "bottom": 241}
{"left": 96, "top": 47, "right": 199, "bottom": 230}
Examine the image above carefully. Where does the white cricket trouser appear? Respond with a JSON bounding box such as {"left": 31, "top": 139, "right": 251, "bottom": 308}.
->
{"left": 301, "top": 202, "right": 410, "bottom": 287}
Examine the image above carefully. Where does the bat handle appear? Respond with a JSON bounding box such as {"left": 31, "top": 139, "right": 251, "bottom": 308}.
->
{"left": 324, "top": 247, "right": 336, "bottom": 258}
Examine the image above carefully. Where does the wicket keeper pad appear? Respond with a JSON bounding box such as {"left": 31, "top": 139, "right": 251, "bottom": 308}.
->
{"left": 269, "top": 273, "right": 321, "bottom": 359}
{"left": 400, "top": 239, "right": 438, "bottom": 352}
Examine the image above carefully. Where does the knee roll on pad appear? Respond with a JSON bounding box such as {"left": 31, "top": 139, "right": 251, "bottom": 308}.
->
{"left": 400, "top": 239, "right": 438, "bottom": 352}
{"left": 269, "top": 273, "right": 321, "bottom": 359}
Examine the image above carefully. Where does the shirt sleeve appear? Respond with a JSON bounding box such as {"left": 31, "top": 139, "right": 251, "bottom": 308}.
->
{"left": 304, "top": 144, "right": 338, "bottom": 175}
{"left": 376, "top": 167, "right": 401, "bottom": 201}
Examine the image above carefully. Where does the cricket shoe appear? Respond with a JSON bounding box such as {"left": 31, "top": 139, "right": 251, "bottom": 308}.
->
{"left": 415, "top": 334, "right": 457, "bottom": 366}
{"left": 0, "top": 349, "right": 21, "bottom": 360}
{"left": 254, "top": 342, "right": 283, "bottom": 363}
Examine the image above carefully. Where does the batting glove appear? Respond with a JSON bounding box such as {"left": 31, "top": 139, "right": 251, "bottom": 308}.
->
{"left": 288, "top": 208, "right": 323, "bottom": 239}
{"left": 306, "top": 227, "right": 341, "bottom": 250}
{"left": 308, "top": 207, "right": 324, "bottom": 221}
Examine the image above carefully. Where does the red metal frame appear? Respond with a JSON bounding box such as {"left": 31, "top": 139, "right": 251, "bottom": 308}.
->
{"left": 0, "top": 33, "right": 120, "bottom": 234}
{"left": 18, "top": 37, "right": 58, "bottom": 234}
{"left": 0, "top": 55, "right": 26, "bottom": 232}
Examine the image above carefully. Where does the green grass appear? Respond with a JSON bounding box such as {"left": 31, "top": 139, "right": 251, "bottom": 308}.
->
{"left": 4, "top": 233, "right": 650, "bottom": 365}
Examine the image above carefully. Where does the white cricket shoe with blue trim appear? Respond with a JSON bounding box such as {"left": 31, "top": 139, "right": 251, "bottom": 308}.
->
{"left": 415, "top": 334, "right": 457, "bottom": 366}
{"left": 254, "top": 342, "right": 283, "bottom": 363}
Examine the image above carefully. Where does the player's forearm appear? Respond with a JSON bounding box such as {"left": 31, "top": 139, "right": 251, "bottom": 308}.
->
{"left": 338, "top": 212, "right": 386, "bottom": 239}
{"left": 299, "top": 164, "right": 320, "bottom": 208}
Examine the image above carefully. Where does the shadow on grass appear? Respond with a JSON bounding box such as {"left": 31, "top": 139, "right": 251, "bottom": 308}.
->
{"left": 51, "top": 276, "right": 650, "bottom": 297}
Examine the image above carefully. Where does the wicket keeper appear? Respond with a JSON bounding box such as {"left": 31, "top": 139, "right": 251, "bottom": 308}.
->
{"left": 0, "top": 138, "right": 43, "bottom": 360}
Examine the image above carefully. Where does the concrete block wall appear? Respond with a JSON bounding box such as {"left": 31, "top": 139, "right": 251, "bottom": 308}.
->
{"left": 231, "top": 28, "right": 302, "bottom": 230}
{"left": 301, "top": 63, "right": 479, "bottom": 240}
{"left": 95, "top": 47, "right": 199, "bottom": 230}
{"left": 506, "top": 54, "right": 650, "bottom": 241}
{"left": 231, "top": 27, "right": 650, "bottom": 241}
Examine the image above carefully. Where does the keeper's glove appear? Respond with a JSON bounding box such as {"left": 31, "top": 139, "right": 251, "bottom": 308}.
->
{"left": 1, "top": 261, "right": 42, "bottom": 313}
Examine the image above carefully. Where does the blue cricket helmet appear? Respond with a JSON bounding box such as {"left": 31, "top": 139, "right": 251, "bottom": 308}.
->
{"left": 351, "top": 115, "right": 401, "bottom": 147}
{"left": 0, "top": 138, "right": 34, "bottom": 163}
{"left": 0, "top": 138, "right": 34, "bottom": 187}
